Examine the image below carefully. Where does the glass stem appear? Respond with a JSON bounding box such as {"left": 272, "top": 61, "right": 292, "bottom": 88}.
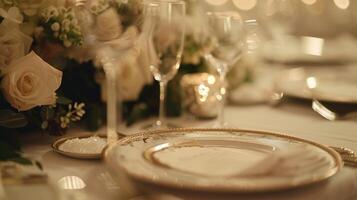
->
{"left": 104, "top": 63, "right": 118, "bottom": 143}
{"left": 218, "top": 71, "right": 227, "bottom": 127}
{"left": 158, "top": 81, "right": 167, "bottom": 127}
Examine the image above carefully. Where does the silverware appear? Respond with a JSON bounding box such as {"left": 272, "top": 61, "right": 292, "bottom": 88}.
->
{"left": 330, "top": 146, "right": 357, "bottom": 167}
{"left": 268, "top": 91, "right": 285, "bottom": 107}
{"left": 306, "top": 76, "right": 357, "bottom": 121}
{"left": 312, "top": 100, "right": 357, "bottom": 121}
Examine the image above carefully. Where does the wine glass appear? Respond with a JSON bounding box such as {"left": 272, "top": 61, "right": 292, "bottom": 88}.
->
{"left": 204, "top": 11, "right": 245, "bottom": 127}
{"left": 142, "top": 0, "right": 185, "bottom": 129}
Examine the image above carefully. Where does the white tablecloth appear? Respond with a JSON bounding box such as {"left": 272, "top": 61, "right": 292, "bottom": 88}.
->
{"left": 4, "top": 102, "right": 357, "bottom": 200}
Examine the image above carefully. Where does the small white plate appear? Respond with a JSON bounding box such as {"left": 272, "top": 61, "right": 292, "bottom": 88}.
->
{"left": 52, "top": 135, "right": 107, "bottom": 159}
{"left": 104, "top": 128, "right": 342, "bottom": 193}
{"left": 275, "top": 66, "right": 357, "bottom": 103}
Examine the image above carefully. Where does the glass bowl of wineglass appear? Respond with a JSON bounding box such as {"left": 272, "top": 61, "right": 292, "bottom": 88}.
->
{"left": 204, "top": 11, "right": 245, "bottom": 127}
{"left": 141, "top": 0, "right": 186, "bottom": 129}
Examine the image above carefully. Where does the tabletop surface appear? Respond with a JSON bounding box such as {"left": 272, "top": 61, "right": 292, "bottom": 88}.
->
{"left": 7, "top": 102, "right": 357, "bottom": 200}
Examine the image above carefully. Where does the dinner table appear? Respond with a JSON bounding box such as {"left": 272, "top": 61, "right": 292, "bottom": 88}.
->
{"left": 3, "top": 96, "right": 357, "bottom": 200}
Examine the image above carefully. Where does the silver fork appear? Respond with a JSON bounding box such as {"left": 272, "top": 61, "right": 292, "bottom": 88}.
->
{"left": 312, "top": 99, "right": 357, "bottom": 121}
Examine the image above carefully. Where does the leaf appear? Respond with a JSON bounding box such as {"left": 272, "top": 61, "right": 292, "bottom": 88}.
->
{"left": 9, "top": 157, "right": 32, "bottom": 165}
{"left": 56, "top": 96, "right": 72, "bottom": 105}
{"left": 35, "top": 161, "right": 43, "bottom": 171}
{"left": 41, "top": 106, "right": 55, "bottom": 120}
{"left": 85, "top": 103, "right": 105, "bottom": 131}
{"left": 0, "top": 141, "right": 20, "bottom": 160}
{"left": 126, "top": 103, "right": 150, "bottom": 126}
{"left": 0, "top": 110, "right": 28, "bottom": 128}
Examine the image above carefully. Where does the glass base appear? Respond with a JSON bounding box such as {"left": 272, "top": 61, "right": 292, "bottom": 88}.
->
{"left": 142, "top": 120, "right": 180, "bottom": 130}
{"left": 212, "top": 121, "right": 229, "bottom": 128}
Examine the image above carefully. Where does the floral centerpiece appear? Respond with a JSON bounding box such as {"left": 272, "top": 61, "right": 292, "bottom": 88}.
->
{"left": 0, "top": 0, "right": 151, "bottom": 164}
{"left": 0, "top": 0, "right": 252, "bottom": 165}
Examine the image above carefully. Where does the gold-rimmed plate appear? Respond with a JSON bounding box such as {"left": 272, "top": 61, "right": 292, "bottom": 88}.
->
{"left": 52, "top": 135, "right": 107, "bottom": 160}
{"left": 104, "top": 128, "right": 342, "bottom": 193}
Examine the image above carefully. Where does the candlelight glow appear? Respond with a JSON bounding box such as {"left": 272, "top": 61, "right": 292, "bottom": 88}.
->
{"left": 232, "top": 0, "right": 257, "bottom": 10}
{"left": 206, "top": 0, "right": 228, "bottom": 6}
{"left": 302, "top": 36, "right": 324, "bottom": 56}
{"left": 306, "top": 77, "right": 317, "bottom": 89}
{"left": 301, "top": 0, "right": 317, "bottom": 5}
{"left": 333, "top": 0, "right": 350, "bottom": 9}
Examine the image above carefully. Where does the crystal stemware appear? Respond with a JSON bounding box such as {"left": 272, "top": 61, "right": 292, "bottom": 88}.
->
{"left": 204, "top": 11, "right": 245, "bottom": 127}
{"left": 142, "top": 0, "right": 185, "bottom": 129}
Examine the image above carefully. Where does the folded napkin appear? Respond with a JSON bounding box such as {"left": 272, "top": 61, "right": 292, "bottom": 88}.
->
{"left": 1, "top": 162, "right": 47, "bottom": 184}
{"left": 0, "top": 170, "right": 7, "bottom": 200}
{"left": 237, "top": 146, "right": 330, "bottom": 177}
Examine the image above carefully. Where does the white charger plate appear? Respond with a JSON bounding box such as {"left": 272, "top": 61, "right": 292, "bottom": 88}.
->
{"left": 262, "top": 35, "right": 357, "bottom": 65}
{"left": 275, "top": 67, "right": 357, "bottom": 103}
{"left": 104, "top": 128, "right": 342, "bottom": 193}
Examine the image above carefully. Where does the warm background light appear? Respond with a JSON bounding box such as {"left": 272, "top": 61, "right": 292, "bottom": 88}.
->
{"left": 232, "top": 0, "right": 257, "bottom": 10}
{"left": 301, "top": 0, "right": 317, "bottom": 5}
{"left": 205, "top": 0, "right": 229, "bottom": 6}
{"left": 333, "top": 0, "right": 350, "bottom": 9}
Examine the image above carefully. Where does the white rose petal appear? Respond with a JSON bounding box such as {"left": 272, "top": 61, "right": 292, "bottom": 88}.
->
{"left": 95, "top": 8, "right": 122, "bottom": 41}
{"left": 99, "top": 59, "right": 146, "bottom": 101}
{"left": 0, "top": 25, "right": 33, "bottom": 70}
{"left": 1, "top": 51, "right": 63, "bottom": 111}
{"left": 0, "top": 7, "right": 23, "bottom": 28}
{"left": 18, "top": 0, "right": 44, "bottom": 16}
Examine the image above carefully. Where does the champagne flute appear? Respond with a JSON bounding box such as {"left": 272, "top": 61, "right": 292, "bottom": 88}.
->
{"left": 204, "top": 11, "right": 245, "bottom": 127}
{"left": 142, "top": 0, "right": 185, "bottom": 129}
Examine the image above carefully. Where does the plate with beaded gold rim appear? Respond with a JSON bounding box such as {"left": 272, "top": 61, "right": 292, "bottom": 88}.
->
{"left": 104, "top": 128, "right": 342, "bottom": 193}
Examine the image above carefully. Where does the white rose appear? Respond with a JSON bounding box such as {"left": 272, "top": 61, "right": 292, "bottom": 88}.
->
{"left": 17, "top": 0, "right": 44, "bottom": 16}
{"left": 0, "top": 7, "right": 24, "bottom": 27}
{"left": 95, "top": 8, "right": 122, "bottom": 41}
{"left": 99, "top": 58, "right": 146, "bottom": 101}
{"left": 1, "top": 51, "right": 62, "bottom": 111}
{"left": 0, "top": 25, "right": 33, "bottom": 71}
{"left": 94, "top": 26, "right": 153, "bottom": 101}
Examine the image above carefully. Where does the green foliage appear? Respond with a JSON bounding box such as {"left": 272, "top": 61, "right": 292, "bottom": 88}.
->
{"left": 0, "top": 129, "right": 32, "bottom": 166}
{"left": 56, "top": 96, "right": 73, "bottom": 105}
{"left": 59, "top": 60, "right": 104, "bottom": 131}
{"left": 0, "top": 110, "right": 28, "bottom": 128}
{"left": 126, "top": 103, "right": 150, "bottom": 126}
{"left": 85, "top": 103, "right": 105, "bottom": 131}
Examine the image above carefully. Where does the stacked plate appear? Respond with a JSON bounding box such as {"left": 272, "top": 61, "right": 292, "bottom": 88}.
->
{"left": 275, "top": 66, "right": 357, "bottom": 103}
{"left": 104, "top": 128, "right": 342, "bottom": 193}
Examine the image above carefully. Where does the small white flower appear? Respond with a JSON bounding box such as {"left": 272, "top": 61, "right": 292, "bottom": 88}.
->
{"left": 59, "top": 7, "right": 67, "bottom": 15}
{"left": 63, "top": 40, "right": 72, "bottom": 47}
{"left": 48, "top": 6, "right": 59, "bottom": 18}
{"left": 61, "top": 19, "right": 71, "bottom": 32}
{"left": 59, "top": 33, "right": 67, "bottom": 40}
{"left": 64, "top": 12, "right": 74, "bottom": 20}
{"left": 51, "top": 22, "right": 60, "bottom": 31}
